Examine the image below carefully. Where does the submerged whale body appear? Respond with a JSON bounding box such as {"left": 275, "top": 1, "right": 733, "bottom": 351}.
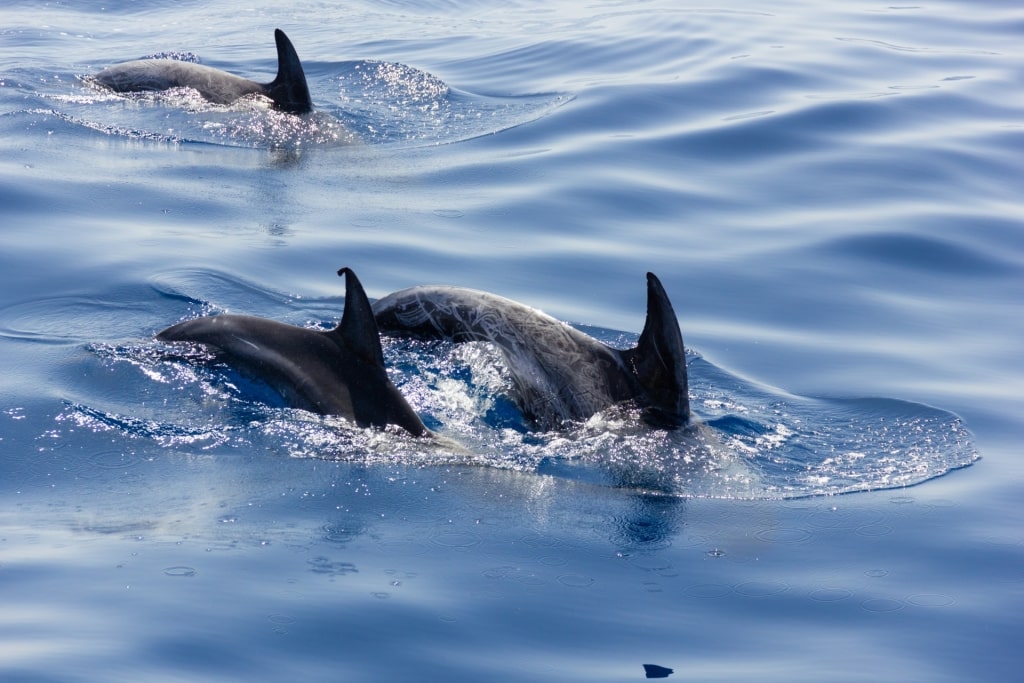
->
{"left": 157, "top": 268, "right": 428, "bottom": 436}
{"left": 373, "top": 273, "right": 690, "bottom": 430}
{"left": 93, "top": 29, "right": 312, "bottom": 114}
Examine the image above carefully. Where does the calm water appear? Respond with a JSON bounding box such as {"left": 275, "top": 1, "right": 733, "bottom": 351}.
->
{"left": 2, "top": 1, "right": 1022, "bottom": 681}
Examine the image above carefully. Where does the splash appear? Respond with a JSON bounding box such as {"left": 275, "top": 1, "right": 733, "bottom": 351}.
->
{"left": 335, "top": 59, "right": 567, "bottom": 145}
{"left": 71, "top": 326, "right": 978, "bottom": 500}
{"left": 19, "top": 56, "right": 566, "bottom": 148}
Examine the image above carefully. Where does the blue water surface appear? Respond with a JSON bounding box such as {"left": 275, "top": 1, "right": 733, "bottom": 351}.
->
{"left": 1, "top": 1, "right": 1022, "bottom": 681}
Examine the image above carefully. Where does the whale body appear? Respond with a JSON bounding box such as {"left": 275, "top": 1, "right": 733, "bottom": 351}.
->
{"left": 372, "top": 273, "right": 690, "bottom": 430}
{"left": 157, "top": 268, "right": 428, "bottom": 436}
{"left": 93, "top": 29, "right": 312, "bottom": 114}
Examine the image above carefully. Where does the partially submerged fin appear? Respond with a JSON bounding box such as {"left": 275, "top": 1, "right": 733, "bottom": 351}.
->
{"left": 331, "top": 267, "right": 430, "bottom": 437}
{"left": 332, "top": 267, "right": 387, "bottom": 368}
{"left": 625, "top": 272, "right": 691, "bottom": 428}
{"left": 156, "top": 267, "right": 428, "bottom": 436}
{"left": 263, "top": 28, "right": 312, "bottom": 113}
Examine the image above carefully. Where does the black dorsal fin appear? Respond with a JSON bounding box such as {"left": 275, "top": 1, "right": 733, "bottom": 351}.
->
{"left": 333, "top": 267, "right": 386, "bottom": 367}
{"left": 628, "top": 272, "right": 690, "bottom": 428}
{"left": 263, "top": 28, "right": 313, "bottom": 113}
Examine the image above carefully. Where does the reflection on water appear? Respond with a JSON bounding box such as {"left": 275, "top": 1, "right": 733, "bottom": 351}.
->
{"left": 42, "top": 278, "right": 977, "bottom": 500}
{"left": 0, "top": 0, "right": 1020, "bottom": 681}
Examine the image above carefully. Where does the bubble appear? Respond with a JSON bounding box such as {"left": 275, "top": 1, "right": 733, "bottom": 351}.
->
{"left": 322, "top": 523, "right": 363, "bottom": 544}
{"left": 267, "top": 614, "right": 296, "bottom": 625}
{"left": 163, "top": 566, "right": 197, "bottom": 577}
{"left": 810, "top": 587, "right": 854, "bottom": 602}
{"left": 307, "top": 557, "right": 358, "bottom": 576}
{"left": 755, "top": 527, "right": 812, "bottom": 543}
{"left": 683, "top": 583, "right": 731, "bottom": 599}
{"left": 906, "top": 593, "right": 955, "bottom": 607}
{"left": 430, "top": 530, "right": 481, "bottom": 548}
{"left": 734, "top": 580, "right": 789, "bottom": 597}
{"left": 90, "top": 450, "right": 144, "bottom": 470}
{"left": 627, "top": 554, "right": 673, "bottom": 572}
{"left": 557, "top": 574, "right": 594, "bottom": 588}
{"left": 482, "top": 566, "right": 545, "bottom": 585}
{"left": 804, "top": 507, "right": 884, "bottom": 530}
{"left": 861, "top": 598, "right": 905, "bottom": 613}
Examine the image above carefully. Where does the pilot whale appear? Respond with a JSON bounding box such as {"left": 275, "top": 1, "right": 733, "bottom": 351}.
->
{"left": 372, "top": 273, "right": 690, "bottom": 430}
{"left": 157, "top": 268, "right": 428, "bottom": 436}
{"left": 93, "top": 29, "right": 312, "bottom": 114}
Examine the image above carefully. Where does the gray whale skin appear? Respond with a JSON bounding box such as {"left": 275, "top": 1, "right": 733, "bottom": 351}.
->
{"left": 157, "top": 268, "right": 428, "bottom": 436}
{"left": 93, "top": 28, "right": 312, "bottom": 114}
{"left": 372, "top": 273, "right": 690, "bottom": 430}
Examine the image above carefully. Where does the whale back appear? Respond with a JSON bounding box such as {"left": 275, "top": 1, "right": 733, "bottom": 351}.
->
{"left": 93, "top": 60, "right": 264, "bottom": 103}
{"left": 373, "top": 286, "right": 636, "bottom": 429}
{"left": 92, "top": 29, "right": 312, "bottom": 114}
{"left": 372, "top": 275, "right": 690, "bottom": 430}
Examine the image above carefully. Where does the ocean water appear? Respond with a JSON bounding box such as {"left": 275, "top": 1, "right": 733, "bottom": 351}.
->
{"left": 1, "top": 1, "right": 1022, "bottom": 681}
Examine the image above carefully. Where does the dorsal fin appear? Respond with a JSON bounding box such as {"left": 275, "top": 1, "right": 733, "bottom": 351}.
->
{"left": 263, "top": 28, "right": 312, "bottom": 113}
{"left": 332, "top": 267, "right": 386, "bottom": 367}
{"left": 628, "top": 272, "right": 690, "bottom": 428}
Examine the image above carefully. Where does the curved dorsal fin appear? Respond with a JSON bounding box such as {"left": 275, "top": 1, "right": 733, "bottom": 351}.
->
{"left": 332, "top": 267, "right": 386, "bottom": 367}
{"left": 264, "top": 28, "right": 313, "bottom": 113}
{"left": 629, "top": 272, "right": 690, "bottom": 428}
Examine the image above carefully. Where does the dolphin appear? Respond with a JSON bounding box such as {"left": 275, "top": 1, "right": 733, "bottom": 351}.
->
{"left": 372, "top": 273, "right": 690, "bottom": 430}
{"left": 157, "top": 268, "right": 428, "bottom": 436}
{"left": 93, "top": 29, "right": 313, "bottom": 114}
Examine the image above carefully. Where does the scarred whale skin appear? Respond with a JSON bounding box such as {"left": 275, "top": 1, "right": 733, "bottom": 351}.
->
{"left": 157, "top": 268, "right": 428, "bottom": 436}
{"left": 372, "top": 273, "right": 690, "bottom": 430}
{"left": 93, "top": 29, "right": 312, "bottom": 114}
